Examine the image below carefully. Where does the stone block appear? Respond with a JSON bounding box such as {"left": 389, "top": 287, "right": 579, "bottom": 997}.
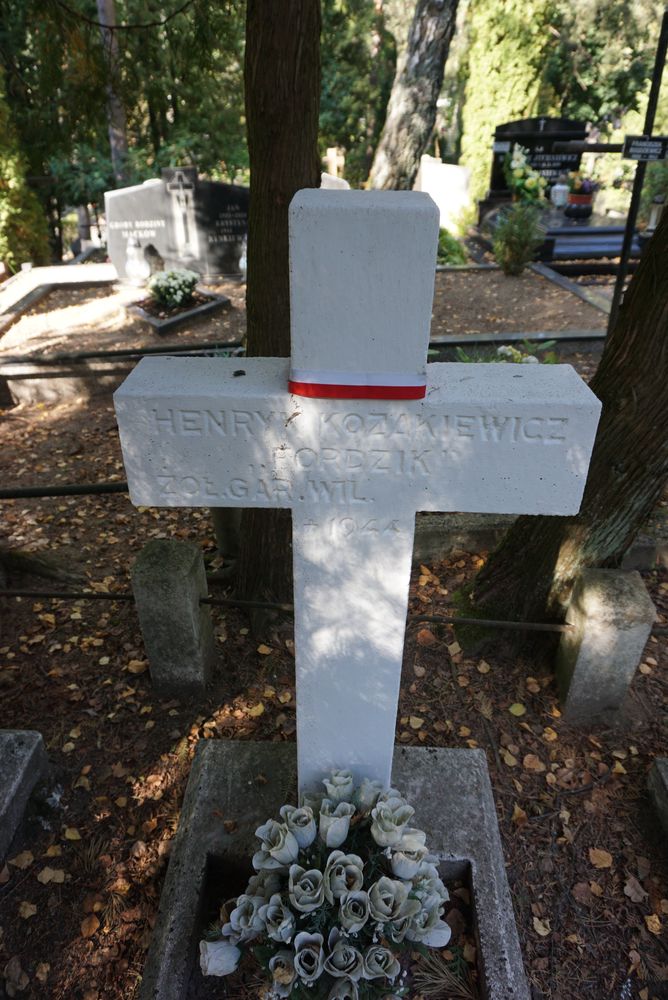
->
{"left": 556, "top": 569, "right": 656, "bottom": 723}
{"left": 131, "top": 539, "right": 216, "bottom": 696}
{"left": 0, "top": 731, "right": 48, "bottom": 861}
{"left": 648, "top": 758, "right": 668, "bottom": 835}
{"left": 138, "top": 742, "right": 529, "bottom": 1000}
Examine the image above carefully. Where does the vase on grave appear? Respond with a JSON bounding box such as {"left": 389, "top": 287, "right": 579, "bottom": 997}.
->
{"left": 564, "top": 192, "right": 593, "bottom": 219}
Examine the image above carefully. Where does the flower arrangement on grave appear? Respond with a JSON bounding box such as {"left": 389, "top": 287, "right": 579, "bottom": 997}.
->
{"left": 566, "top": 171, "right": 598, "bottom": 197}
{"left": 564, "top": 171, "right": 598, "bottom": 219}
{"left": 148, "top": 268, "right": 199, "bottom": 308}
{"left": 200, "top": 770, "right": 451, "bottom": 999}
{"left": 503, "top": 144, "right": 547, "bottom": 204}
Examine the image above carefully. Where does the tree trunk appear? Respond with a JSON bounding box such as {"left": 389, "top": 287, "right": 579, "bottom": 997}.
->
{"left": 369, "top": 0, "right": 459, "bottom": 190}
{"left": 96, "top": 0, "right": 129, "bottom": 185}
{"left": 236, "top": 0, "right": 321, "bottom": 603}
{"left": 472, "top": 209, "right": 668, "bottom": 623}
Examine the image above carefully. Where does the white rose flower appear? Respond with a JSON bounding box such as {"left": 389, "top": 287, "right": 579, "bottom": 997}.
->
{"left": 406, "top": 901, "right": 452, "bottom": 948}
{"left": 268, "top": 949, "right": 297, "bottom": 997}
{"left": 319, "top": 799, "right": 355, "bottom": 848}
{"left": 253, "top": 819, "right": 300, "bottom": 870}
{"left": 390, "top": 845, "right": 428, "bottom": 880}
{"left": 368, "top": 877, "right": 419, "bottom": 923}
{"left": 199, "top": 939, "right": 241, "bottom": 977}
{"left": 293, "top": 931, "right": 325, "bottom": 984}
{"left": 280, "top": 804, "right": 317, "bottom": 848}
{"left": 370, "top": 800, "right": 414, "bottom": 847}
{"left": 328, "top": 978, "right": 359, "bottom": 1000}
{"left": 323, "top": 770, "right": 355, "bottom": 803}
{"left": 245, "top": 869, "right": 282, "bottom": 900}
{"left": 289, "top": 865, "right": 325, "bottom": 912}
{"left": 258, "top": 893, "right": 296, "bottom": 944}
{"left": 339, "top": 890, "right": 370, "bottom": 933}
{"left": 223, "top": 893, "right": 264, "bottom": 943}
{"left": 324, "top": 927, "right": 364, "bottom": 981}
{"left": 362, "top": 944, "right": 401, "bottom": 981}
{"left": 353, "top": 778, "right": 384, "bottom": 811}
{"left": 521, "top": 354, "right": 539, "bottom": 363}
{"left": 324, "top": 850, "right": 364, "bottom": 903}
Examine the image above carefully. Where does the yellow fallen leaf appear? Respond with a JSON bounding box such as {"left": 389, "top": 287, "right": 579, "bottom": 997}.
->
{"left": 18, "top": 901, "right": 37, "bottom": 919}
{"left": 589, "top": 881, "right": 603, "bottom": 897}
{"left": 589, "top": 847, "right": 613, "bottom": 869}
{"left": 257, "top": 644, "right": 272, "bottom": 655}
{"left": 62, "top": 742, "right": 76, "bottom": 754}
{"left": 533, "top": 916, "right": 551, "bottom": 937}
{"left": 509, "top": 703, "right": 526, "bottom": 717}
{"left": 127, "top": 659, "right": 148, "bottom": 674}
{"left": 501, "top": 748, "right": 518, "bottom": 768}
{"left": 511, "top": 803, "right": 528, "bottom": 826}
{"left": 35, "top": 963, "right": 50, "bottom": 984}
{"left": 64, "top": 827, "right": 81, "bottom": 841}
{"left": 278, "top": 690, "right": 292, "bottom": 704}
{"left": 645, "top": 914, "right": 662, "bottom": 935}
{"left": 447, "top": 641, "right": 461, "bottom": 656}
{"left": 115, "top": 797, "right": 128, "bottom": 808}
{"left": 248, "top": 702, "right": 265, "bottom": 718}
{"left": 409, "top": 716, "right": 424, "bottom": 730}
{"left": 81, "top": 914, "right": 100, "bottom": 938}
{"left": 523, "top": 754, "right": 546, "bottom": 773}
{"left": 526, "top": 676, "right": 540, "bottom": 694}
{"left": 45, "top": 845, "right": 62, "bottom": 858}
{"left": 612, "top": 761, "right": 627, "bottom": 775}
{"left": 263, "top": 685, "right": 276, "bottom": 698}
{"left": 543, "top": 727, "right": 558, "bottom": 742}
{"left": 37, "top": 867, "right": 65, "bottom": 884}
{"left": 68, "top": 726, "right": 81, "bottom": 739}
{"left": 477, "top": 660, "right": 491, "bottom": 674}
{"left": 9, "top": 851, "right": 34, "bottom": 870}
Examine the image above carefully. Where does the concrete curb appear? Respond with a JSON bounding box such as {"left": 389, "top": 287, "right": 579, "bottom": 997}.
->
{"left": 139, "top": 741, "right": 529, "bottom": 1000}
{"left": 529, "top": 262, "right": 611, "bottom": 315}
{"left": 648, "top": 758, "right": 668, "bottom": 835}
{"left": 128, "top": 290, "right": 230, "bottom": 334}
{"left": 0, "top": 730, "right": 48, "bottom": 861}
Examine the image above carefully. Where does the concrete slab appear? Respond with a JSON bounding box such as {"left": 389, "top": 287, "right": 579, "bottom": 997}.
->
{"left": 0, "top": 730, "right": 48, "bottom": 861}
{"left": 139, "top": 741, "right": 529, "bottom": 1000}
{"left": 648, "top": 758, "right": 668, "bottom": 835}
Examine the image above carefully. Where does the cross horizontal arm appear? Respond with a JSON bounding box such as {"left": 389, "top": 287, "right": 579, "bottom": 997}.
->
{"left": 115, "top": 356, "right": 600, "bottom": 516}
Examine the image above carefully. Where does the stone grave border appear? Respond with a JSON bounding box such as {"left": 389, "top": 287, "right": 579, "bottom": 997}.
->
{"left": 127, "top": 289, "right": 230, "bottom": 334}
{"left": 0, "top": 730, "right": 48, "bottom": 862}
{"left": 138, "top": 740, "right": 530, "bottom": 1000}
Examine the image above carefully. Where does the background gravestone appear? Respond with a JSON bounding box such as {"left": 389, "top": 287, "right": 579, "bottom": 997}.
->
{"left": 105, "top": 167, "right": 249, "bottom": 282}
{"left": 479, "top": 116, "right": 587, "bottom": 219}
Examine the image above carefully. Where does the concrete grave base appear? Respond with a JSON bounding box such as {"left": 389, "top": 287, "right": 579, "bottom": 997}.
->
{"left": 139, "top": 741, "right": 529, "bottom": 1000}
{"left": 128, "top": 290, "right": 230, "bottom": 334}
{"left": 0, "top": 730, "right": 48, "bottom": 861}
{"left": 648, "top": 758, "right": 668, "bottom": 835}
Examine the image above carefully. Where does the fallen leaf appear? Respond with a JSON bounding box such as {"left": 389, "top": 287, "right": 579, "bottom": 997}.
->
{"left": 416, "top": 628, "right": 436, "bottom": 647}
{"left": 572, "top": 882, "right": 593, "bottom": 906}
{"left": 45, "top": 845, "right": 62, "bottom": 858}
{"left": 0, "top": 864, "right": 10, "bottom": 884}
{"left": 447, "top": 640, "right": 461, "bottom": 656}
{"left": 413, "top": 663, "right": 426, "bottom": 678}
{"left": 127, "top": 659, "right": 148, "bottom": 675}
{"left": 645, "top": 914, "right": 662, "bottom": 935}
{"left": 612, "top": 761, "right": 627, "bottom": 775}
{"left": 35, "top": 963, "right": 50, "bottom": 984}
{"left": 81, "top": 914, "right": 100, "bottom": 938}
{"left": 278, "top": 690, "right": 292, "bottom": 704}
{"left": 523, "top": 754, "right": 546, "bottom": 773}
{"left": 624, "top": 875, "right": 648, "bottom": 903}
{"left": 477, "top": 659, "right": 491, "bottom": 674}
{"left": 526, "top": 676, "right": 540, "bottom": 694}
{"left": 62, "top": 741, "right": 76, "bottom": 754}
{"left": 501, "top": 748, "right": 518, "bottom": 768}
{"left": 248, "top": 702, "right": 265, "bottom": 718}
{"left": 511, "top": 803, "right": 527, "bottom": 826}
{"left": 409, "top": 716, "right": 424, "bottom": 730}
{"left": 64, "top": 827, "right": 81, "bottom": 841}
{"left": 533, "top": 916, "right": 551, "bottom": 937}
{"left": 18, "top": 901, "right": 37, "bottom": 919}
{"left": 543, "top": 727, "right": 558, "bottom": 742}
{"left": 256, "top": 644, "right": 272, "bottom": 655}
{"left": 509, "top": 703, "right": 526, "bottom": 717}
{"left": 8, "top": 851, "right": 33, "bottom": 870}
{"left": 589, "top": 847, "right": 613, "bottom": 869}
{"left": 589, "top": 881, "right": 604, "bottom": 897}
{"left": 37, "top": 867, "right": 65, "bottom": 885}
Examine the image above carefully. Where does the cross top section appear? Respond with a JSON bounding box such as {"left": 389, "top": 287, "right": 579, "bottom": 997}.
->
{"left": 288, "top": 190, "right": 439, "bottom": 400}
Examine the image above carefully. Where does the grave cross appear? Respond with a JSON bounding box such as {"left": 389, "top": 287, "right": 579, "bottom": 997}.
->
{"left": 166, "top": 169, "right": 198, "bottom": 259}
{"left": 114, "top": 190, "right": 600, "bottom": 793}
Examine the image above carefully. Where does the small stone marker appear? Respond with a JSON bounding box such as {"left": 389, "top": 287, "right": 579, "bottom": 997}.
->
{"left": 115, "top": 189, "right": 601, "bottom": 792}
{"left": 556, "top": 569, "right": 656, "bottom": 723}
{"left": 0, "top": 731, "right": 48, "bottom": 861}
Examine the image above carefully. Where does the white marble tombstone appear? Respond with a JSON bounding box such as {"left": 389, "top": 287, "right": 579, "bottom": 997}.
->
{"left": 114, "top": 189, "right": 601, "bottom": 792}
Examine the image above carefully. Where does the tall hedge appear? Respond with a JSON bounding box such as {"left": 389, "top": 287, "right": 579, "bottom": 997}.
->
{"left": 459, "top": 0, "right": 560, "bottom": 202}
{"left": 0, "top": 74, "right": 52, "bottom": 272}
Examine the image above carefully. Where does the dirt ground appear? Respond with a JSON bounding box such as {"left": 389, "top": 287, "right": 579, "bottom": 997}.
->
{"left": 1, "top": 270, "right": 666, "bottom": 1000}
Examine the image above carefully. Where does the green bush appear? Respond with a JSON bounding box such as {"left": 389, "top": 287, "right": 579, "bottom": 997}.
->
{"left": 492, "top": 203, "right": 544, "bottom": 276}
{"left": 148, "top": 269, "right": 199, "bottom": 308}
{"left": 437, "top": 227, "right": 467, "bottom": 265}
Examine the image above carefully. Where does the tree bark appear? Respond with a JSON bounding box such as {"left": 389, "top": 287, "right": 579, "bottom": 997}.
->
{"left": 236, "top": 0, "right": 321, "bottom": 603}
{"left": 96, "top": 0, "right": 129, "bottom": 185}
{"left": 471, "top": 208, "right": 668, "bottom": 623}
{"left": 369, "top": 0, "right": 459, "bottom": 190}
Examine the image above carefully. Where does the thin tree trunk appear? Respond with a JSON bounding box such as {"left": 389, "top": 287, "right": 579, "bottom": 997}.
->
{"left": 369, "top": 0, "right": 458, "bottom": 190}
{"left": 96, "top": 0, "right": 129, "bottom": 185}
{"left": 472, "top": 209, "right": 668, "bottom": 623}
{"left": 236, "top": 0, "right": 321, "bottom": 603}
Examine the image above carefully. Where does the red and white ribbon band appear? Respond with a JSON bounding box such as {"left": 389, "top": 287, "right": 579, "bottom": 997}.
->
{"left": 288, "top": 368, "right": 426, "bottom": 400}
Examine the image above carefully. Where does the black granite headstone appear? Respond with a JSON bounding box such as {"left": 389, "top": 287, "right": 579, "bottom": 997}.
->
{"left": 104, "top": 169, "right": 249, "bottom": 282}
{"left": 489, "top": 117, "right": 587, "bottom": 197}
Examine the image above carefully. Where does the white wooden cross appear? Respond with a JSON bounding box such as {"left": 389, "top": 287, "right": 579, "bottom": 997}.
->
{"left": 114, "top": 190, "right": 600, "bottom": 793}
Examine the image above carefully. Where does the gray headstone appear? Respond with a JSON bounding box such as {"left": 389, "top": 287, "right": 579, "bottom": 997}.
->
{"left": 556, "top": 569, "right": 657, "bottom": 722}
{"left": 0, "top": 730, "right": 48, "bottom": 861}
{"left": 131, "top": 539, "right": 216, "bottom": 696}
